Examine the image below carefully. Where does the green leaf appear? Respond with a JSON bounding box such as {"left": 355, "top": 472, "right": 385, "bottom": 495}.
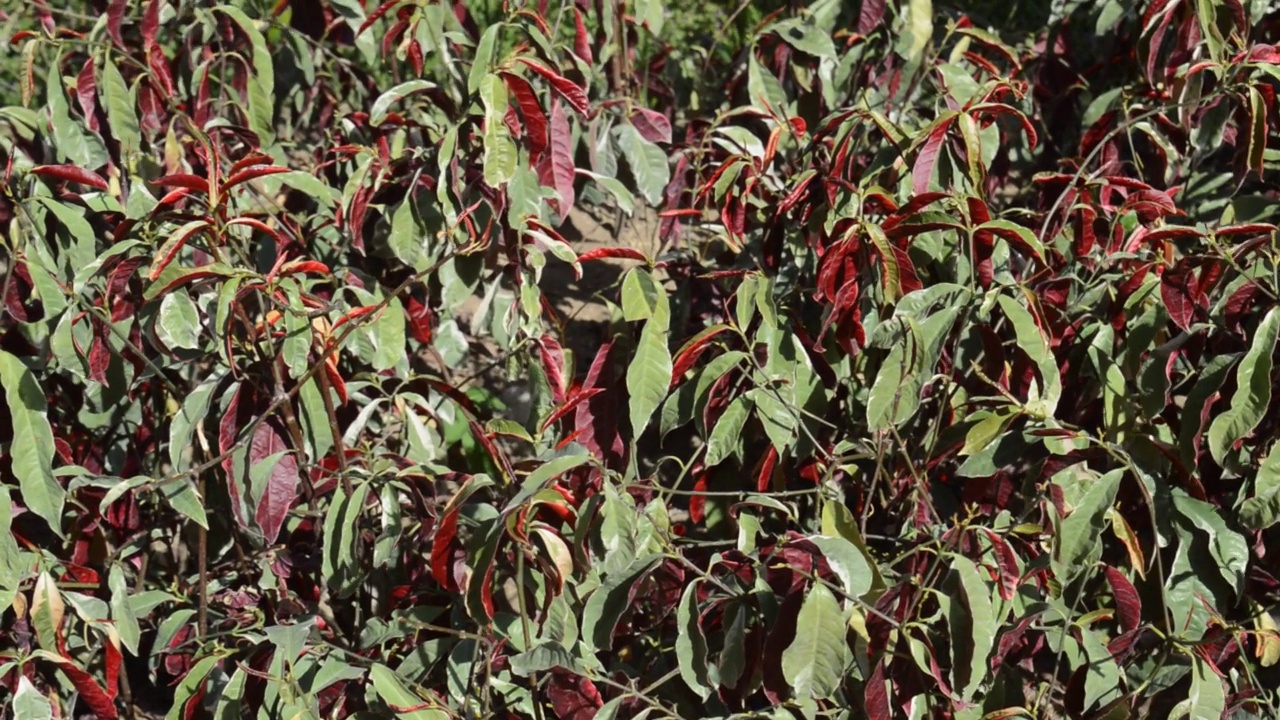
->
{"left": 998, "top": 293, "right": 1061, "bottom": 418}
{"left": 676, "top": 582, "right": 713, "bottom": 699}
{"left": 627, "top": 320, "right": 672, "bottom": 438}
{"left": 1054, "top": 469, "right": 1122, "bottom": 582}
{"left": 469, "top": 25, "right": 501, "bottom": 96}
{"left": 369, "top": 663, "right": 449, "bottom": 719}
{"left": 705, "top": 395, "right": 751, "bottom": 467}
{"left": 109, "top": 565, "right": 140, "bottom": 654}
{"left": 157, "top": 292, "right": 202, "bottom": 350}
{"left": 1241, "top": 444, "right": 1280, "bottom": 529}
{"left": 581, "top": 555, "right": 662, "bottom": 652}
{"left": 14, "top": 677, "right": 54, "bottom": 720}
{"left": 509, "top": 642, "right": 584, "bottom": 676}
{"left": 780, "top": 582, "right": 849, "bottom": 699}
{"left": 164, "top": 654, "right": 220, "bottom": 720}
{"left": 1208, "top": 307, "right": 1280, "bottom": 465}
{"left": 899, "top": 0, "right": 935, "bottom": 68}
{"left": 370, "top": 80, "right": 438, "bottom": 126}
{"left": 323, "top": 482, "right": 370, "bottom": 598}
{"left": 1172, "top": 491, "right": 1248, "bottom": 597}
{"left": 0, "top": 351, "right": 64, "bottom": 537}
{"left": 808, "top": 535, "right": 874, "bottom": 599}
{"left": 621, "top": 268, "right": 668, "bottom": 326}
{"left": 389, "top": 196, "right": 425, "bottom": 268}
{"left": 747, "top": 47, "right": 788, "bottom": 112}
{"left": 0, "top": 490, "right": 22, "bottom": 612}
{"left": 46, "top": 65, "right": 107, "bottom": 169}
{"left": 160, "top": 478, "right": 208, "bottom": 529}
{"left": 614, "top": 123, "right": 670, "bottom": 205}
{"left": 821, "top": 500, "right": 885, "bottom": 594}
{"left": 169, "top": 373, "right": 221, "bottom": 471}
{"left": 99, "top": 56, "right": 139, "bottom": 159}
{"left": 483, "top": 125, "right": 517, "bottom": 187}
{"left": 1168, "top": 654, "right": 1225, "bottom": 720}
{"left": 951, "top": 555, "right": 995, "bottom": 700}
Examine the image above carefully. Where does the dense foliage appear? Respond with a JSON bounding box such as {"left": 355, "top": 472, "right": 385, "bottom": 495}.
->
{"left": 5, "top": 0, "right": 1280, "bottom": 718}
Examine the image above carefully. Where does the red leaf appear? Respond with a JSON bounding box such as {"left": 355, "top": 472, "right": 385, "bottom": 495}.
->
{"left": 431, "top": 505, "right": 459, "bottom": 588}
{"left": 1160, "top": 259, "right": 1199, "bottom": 331}
{"left": 45, "top": 655, "right": 118, "bottom": 719}
{"left": 756, "top": 446, "right": 779, "bottom": 493}
{"left": 882, "top": 192, "right": 950, "bottom": 229}
{"left": 277, "top": 260, "right": 330, "bottom": 277}
{"left": 541, "top": 387, "right": 602, "bottom": 433}
{"left": 405, "top": 294, "right": 435, "bottom": 344}
{"left": 250, "top": 419, "right": 300, "bottom": 544}
{"left": 631, "top": 107, "right": 672, "bottom": 145}
{"left": 148, "top": 221, "right": 211, "bottom": 281}
{"left": 76, "top": 58, "right": 98, "bottom": 132}
{"left": 219, "top": 385, "right": 252, "bottom": 530}
{"left": 357, "top": 0, "right": 402, "bottom": 35}
{"left": 572, "top": 9, "right": 593, "bottom": 64}
{"left": 154, "top": 173, "right": 210, "bottom": 194}
{"left": 858, "top": 0, "right": 887, "bottom": 33}
{"left": 547, "top": 671, "right": 603, "bottom": 720}
{"left": 501, "top": 72, "right": 548, "bottom": 157}
{"left": 671, "top": 324, "right": 732, "bottom": 386}
{"left": 864, "top": 657, "right": 892, "bottom": 720}
{"left": 537, "top": 335, "right": 566, "bottom": 404}
{"left": 515, "top": 57, "right": 589, "bottom": 116}
{"left": 912, "top": 117, "right": 955, "bottom": 195}
{"left": 31, "top": 164, "right": 108, "bottom": 190}
{"left": 577, "top": 246, "right": 647, "bottom": 263}
{"left": 1104, "top": 565, "right": 1142, "bottom": 633}
{"left": 689, "top": 473, "right": 708, "bottom": 524}
{"left": 107, "top": 0, "right": 127, "bottom": 47}
{"left": 982, "top": 529, "right": 1020, "bottom": 601}
{"left": 148, "top": 43, "right": 175, "bottom": 98}
{"left": 141, "top": 0, "right": 160, "bottom": 47}
{"left": 544, "top": 100, "right": 576, "bottom": 222}
{"left": 220, "top": 165, "right": 289, "bottom": 195}
{"left": 89, "top": 319, "right": 111, "bottom": 384}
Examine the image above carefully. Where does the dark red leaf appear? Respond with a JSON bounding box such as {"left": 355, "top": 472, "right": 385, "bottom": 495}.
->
{"left": 501, "top": 72, "right": 548, "bottom": 157}
{"left": 405, "top": 294, "right": 435, "bottom": 344}
{"left": 357, "top": 0, "right": 402, "bottom": 35}
{"left": 572, "top": 9, "right": 593, "bottom": 64}
{"left": 631, "top": 107, "right": 672, "bottom": 145}
{"left": 250, "top": 419, "right": 300, "bottom": 544}
{"left": 141, "top": 0, "right": 160, "bottom": 47}
{"left": 982, "top": 529, "right": 1020, "bottom": 601}
{"left": 858, "top": 0, "right": 887, "bottom": 33}
{"left": 431, "top": 505, "right": 459, "bottom": 588}
{"left": 44, "top": 656, "right": 118, "bottom": 719}
{"left": 76, "top": 58, "right": 97, "bottom": 131}
{"left": 1160, "top": 259, "right": 1199, "bottom": 331}
{"left": 864, "top": 658, "right": 892, "bottom": 719}
{"left": 671, "top": 324, "right": 732, "bottom": 386}
{"left": 537, "top": 335, "right": 566, "bottom": 405}
{"left": 756, "top": 446, "right": 778, "bottom": 493}
{"left": 1104, "top": 565, "right": 1142, "bottom": 633}
{"left": 912, "top": 117, "right": 955, "bottom": 195}
{"left": 31, "top": 164, "right": 109, "bottom": 190}
{"left": 544, "top": 100, "right": 575, "bottom": 222}
{"left": 541, "top": 387, "right": 602, "bottom": 433}
{"left": 577, "top": 247, "right": 647, "bottom": 263}
{"left": 689, "top": 473, "right": 708, "bottom": 525}
{"left": 220, "top": 165, "right": 289, "bottom": 194}
{"left": 148, "top": 221, "right": 210, "bottom": 281}
{"left": 89, "top": 319, "right": 111, "bottom": 385}
{"left": 515, "top": 57, "right": 589, "bottom": 116}
{"left": 107, "top": 0, "right": 127, "bottom": 47}
{"left": 153, "top": 173, "right": 210, "bottom": 193}
{"left": 547, "top": 671, "right": 603, "bottom": 720}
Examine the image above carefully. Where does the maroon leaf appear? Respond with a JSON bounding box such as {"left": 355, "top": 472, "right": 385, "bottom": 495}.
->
{"left": 89, "top": 319, "right": 111, "bottom": 385}
{"left": 515, "top": 57, "right": 589, "bottom": 116}
{"left": 858, "top": 0, "right": 887, "bottom": 33}
{"left": 541, "top": 387, "right": 602, "bottom": 433}
{"left": 405, "top": 294, "right": 435, "bottom": 344}
{"left": 431, "top": 505, "right": 460, "bottom": 588}
{"left": 537, "top": 335, "right": 566, "bottom": 404}
{"left": 31, "top": 164, "right": 109, "bottom": 190}
{"left": 148, "top": 221, "right": 210, "bottom": 281}
{"left": 107, "top": 0, "right": 127, "bottom": 47}
{"left": 671, "top": 324, "right": 731, "bottom": 386}
{"left": 631, "top": 107, "right": 672, "bottom": 145}
{"left": 43, "top": 655, "right": 118, "bottom": 719}
{"left": 543, "top": 100, "right": 576, "bottom": 222}
{"left": 982, "top": 529, "right": 1020, "bottom": 601}
{"left": 1105, "top": 565, "right": 1142, "bottom": 633}
{"left": 141, "top": 0, "right": 160, "bottom": 47}
{"left": 912, "top": 116, "right": 955, "bottom": 195}
{"left": 76, "top": 58, "right": 98, "bottom": 132}
{"left": 572, "top": 8, "right": 593, "bottom": 64}
{"left": 864, "top": 658, "right": 892, "bottom": 719}
{"left": 357, "top": 0, "right": 402, "bottom": 35}
{"left": 220, "top": 165, "right": 289, "bottom": 194}
{"left": 501, "top": 72, "right": 548, "bottom": 157}
{"left": 250, "top": 419, "right": 300, "bottom": 545}
{"left": 547, "top": 671, "right": 603, "bottom": 720}
{"left": 577, "top": 246, "right": 647, "bottom": 263}
{"left": 1160, "top": 259, "right": 1199, "bottom": 331}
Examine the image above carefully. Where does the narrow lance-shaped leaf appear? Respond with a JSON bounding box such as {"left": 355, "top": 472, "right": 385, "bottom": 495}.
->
{"left": 781, "top": 582, "right": 850, "bottom": 699}
{"left": 676, "top": 582, "right": 713, "bottom": 699}
{"left": 627, "top": 320, "right": 672, "bottom": 438}
{"left": 1208, "top": 307, "right": 1280, "bottom": 465}
{"left": 0, "top": 351, "right": 64, "bottom": 537}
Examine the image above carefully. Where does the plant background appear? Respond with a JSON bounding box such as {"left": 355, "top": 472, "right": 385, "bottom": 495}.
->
{"left": 3, "top": 0, "right": 1280, "bottom": 719}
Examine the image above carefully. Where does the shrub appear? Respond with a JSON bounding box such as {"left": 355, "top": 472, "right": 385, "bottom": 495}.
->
{"left": 3, "top": 1, "right": 1280, "bottom": 718}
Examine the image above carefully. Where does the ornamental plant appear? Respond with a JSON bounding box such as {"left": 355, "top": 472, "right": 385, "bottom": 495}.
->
{"left": 3, "top": 1, "right": 1280, "bottom": 719}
